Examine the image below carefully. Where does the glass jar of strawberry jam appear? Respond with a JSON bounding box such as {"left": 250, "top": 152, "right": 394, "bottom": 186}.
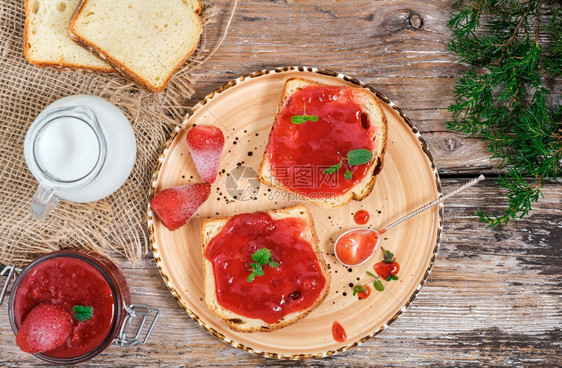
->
{"left": 1, "top": 250, "right": 159, "bottom": 364}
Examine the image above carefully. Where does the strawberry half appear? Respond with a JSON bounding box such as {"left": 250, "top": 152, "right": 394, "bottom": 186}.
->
{"left": 186, "top": 125, "right": 225, "bottom": 184}
{"left": 16, "top": 303, "right": 72, "bottom": 354}
{"left": 151, "top": 183, "right": 211, "bottom": 231}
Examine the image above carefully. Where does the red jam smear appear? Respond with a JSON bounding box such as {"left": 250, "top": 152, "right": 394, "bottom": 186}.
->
{"left": 353, "top": 210, "right": 370, "bottom": 225}
{"left": 266, "top": 85, "right": 376, "bottom": 196}
{"left": 14, "top": 256, "right": 115, "bottom": 358}
{"left": 357, "top": 285, "right": 371, "bottom": 300}
{"left": 335, "top": 230, "right": 379, "bottom": 266}
{"left": 332, "top": 321, "right": 347, "bottom": 343}
{"left": 374, "top": 261, "right": 400, "bottom": 280}
{"left": 205, "top": 212, "right": 327, "bottom": 325}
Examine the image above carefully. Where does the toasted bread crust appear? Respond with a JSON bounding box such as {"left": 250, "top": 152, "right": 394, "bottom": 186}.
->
{"left": 23, "top": 0, "right": 115, "bottom": 73}
{"left": 68, "top": 0, "right": 202, "bottom": 92}
{"left": 193, "top": 0, "right": 203, "bottom": 14}
{"left": 258, "top": 78, "right": 388, "bottom": 208}
{"left": 200, "top": 205, "right": 331, "bottom": 332}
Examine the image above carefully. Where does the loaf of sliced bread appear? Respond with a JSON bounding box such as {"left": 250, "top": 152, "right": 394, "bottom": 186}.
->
{"left": 259, "top": 78, "right": 388, "bottom": 208}
{"left": 68, "top": 0, "right": 202, "bottom": 92}
{"left": 23, "top": 0, "right": 113, "bottom": 72}
{"left": 201, "top": 205, "right": 330, "bottom": 332}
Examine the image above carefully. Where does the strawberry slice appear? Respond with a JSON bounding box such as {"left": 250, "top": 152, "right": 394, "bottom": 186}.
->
{"left": 151, "top": 183, "right": 211, "bottom": 231}
{"left": 16, "top": 303, "right": 72, "bottom": 354}
{"left": 186, "top": 125, "right": 224, "bottom": 183}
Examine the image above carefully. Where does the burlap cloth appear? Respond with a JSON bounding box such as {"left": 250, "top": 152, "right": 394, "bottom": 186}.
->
{"left": 0, "top": 1, "right": 220, "bottom": 266}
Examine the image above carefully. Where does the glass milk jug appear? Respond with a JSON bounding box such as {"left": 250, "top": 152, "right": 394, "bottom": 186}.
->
{"left": 23, "top": 95, "right": 136, "bottom": 219}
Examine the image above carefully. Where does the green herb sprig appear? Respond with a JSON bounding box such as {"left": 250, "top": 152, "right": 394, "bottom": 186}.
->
{"left": 382, "top": 249, "right": 395, "bottom": 264}
{"left": 73, "top": 305, "right": 94, "bottom": 322}
{"left": 324, "top": 149, "right": 374, "bottom": 180}
{"left": 247, "top": 248, "right": 280, "bottom": 282}
{"left": 353, "top": 270, "right": 387, "bottom": 295}
{"left": 291, "top": 104, "right": 319, "bottom": 124}
{"left": 448, "top": 0, "right": 561, "bottom": 226}
{"left": 291, "top": 114, "right": 319, "bottom": 124}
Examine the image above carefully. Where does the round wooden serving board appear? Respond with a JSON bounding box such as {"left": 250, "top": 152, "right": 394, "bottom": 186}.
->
{"left": 148, "top": 67, "right": 443, "bottom": 359}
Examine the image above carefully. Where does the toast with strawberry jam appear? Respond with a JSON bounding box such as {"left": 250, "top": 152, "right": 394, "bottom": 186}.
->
{"left": 259, "top": 78, "right": 388, "bottom": 208}
{"left": 200, "top": 205, "right": 330, "bottom": 332}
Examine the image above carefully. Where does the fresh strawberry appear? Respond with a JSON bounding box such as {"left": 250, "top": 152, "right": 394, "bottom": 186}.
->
{"left": 16, "top": 303, "right": 72, "bottom": 354}
{"left": 186, "top": 125, "right": 224, "bottom": 183}
{"left": 151, "top": 183, "right": 211, "bottom": 231}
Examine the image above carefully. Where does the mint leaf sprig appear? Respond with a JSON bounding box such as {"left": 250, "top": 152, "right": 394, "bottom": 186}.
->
{"left": 352, "top": 270, "right": 399, "bottom": 295}
{"left": 382, "top": 249, "right": 395, "bottom": 264}
{"left": 291, "top": 114, "right": 319, "bottom": 125}
{"left": 352, "top": 271, "right": 384, "bottom": 295}
{"left": 73, "top": 305, "right": 94, "bottom": 322}
{"left": 291, "top": 104, "right": 319, "bottom": 125}
{"left": 324, "top": 149, "right": 373, "bottom": 180}
{"left": 247, "top": 248, "right": 280, "bottom": 282}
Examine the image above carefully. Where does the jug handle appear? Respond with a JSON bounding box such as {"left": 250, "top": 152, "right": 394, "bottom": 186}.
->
{"left": 31, "top": 183, "right": 59, "bottom": 220}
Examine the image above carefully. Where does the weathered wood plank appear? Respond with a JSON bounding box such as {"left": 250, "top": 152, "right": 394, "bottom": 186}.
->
{"left": 1, "top": 180, "right": 560, "bottom": 367}
{"left": 1, "top": 0, "right": 560, "bottom": 366}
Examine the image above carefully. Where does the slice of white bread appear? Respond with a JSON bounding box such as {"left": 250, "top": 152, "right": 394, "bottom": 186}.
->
{"left": 68, "top": 0, "right": 202, "bottom": 92}
{"left": 200, "top": 205, "right": 331, "bottom": 332}
{"left": 259, "top": 78, "right": 388, "bottom": 208}
{"left": 23, "top": 0, "right": 113, "bottom": 72}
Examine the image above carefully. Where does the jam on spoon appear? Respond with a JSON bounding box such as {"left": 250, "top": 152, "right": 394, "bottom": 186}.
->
{"left": 334, "top": 230, "right": 379, "bottom": 267}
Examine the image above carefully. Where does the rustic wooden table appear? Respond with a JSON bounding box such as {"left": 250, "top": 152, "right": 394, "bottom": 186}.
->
{"left": 1, "top": 0, "right": 561, "bottom": 366}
